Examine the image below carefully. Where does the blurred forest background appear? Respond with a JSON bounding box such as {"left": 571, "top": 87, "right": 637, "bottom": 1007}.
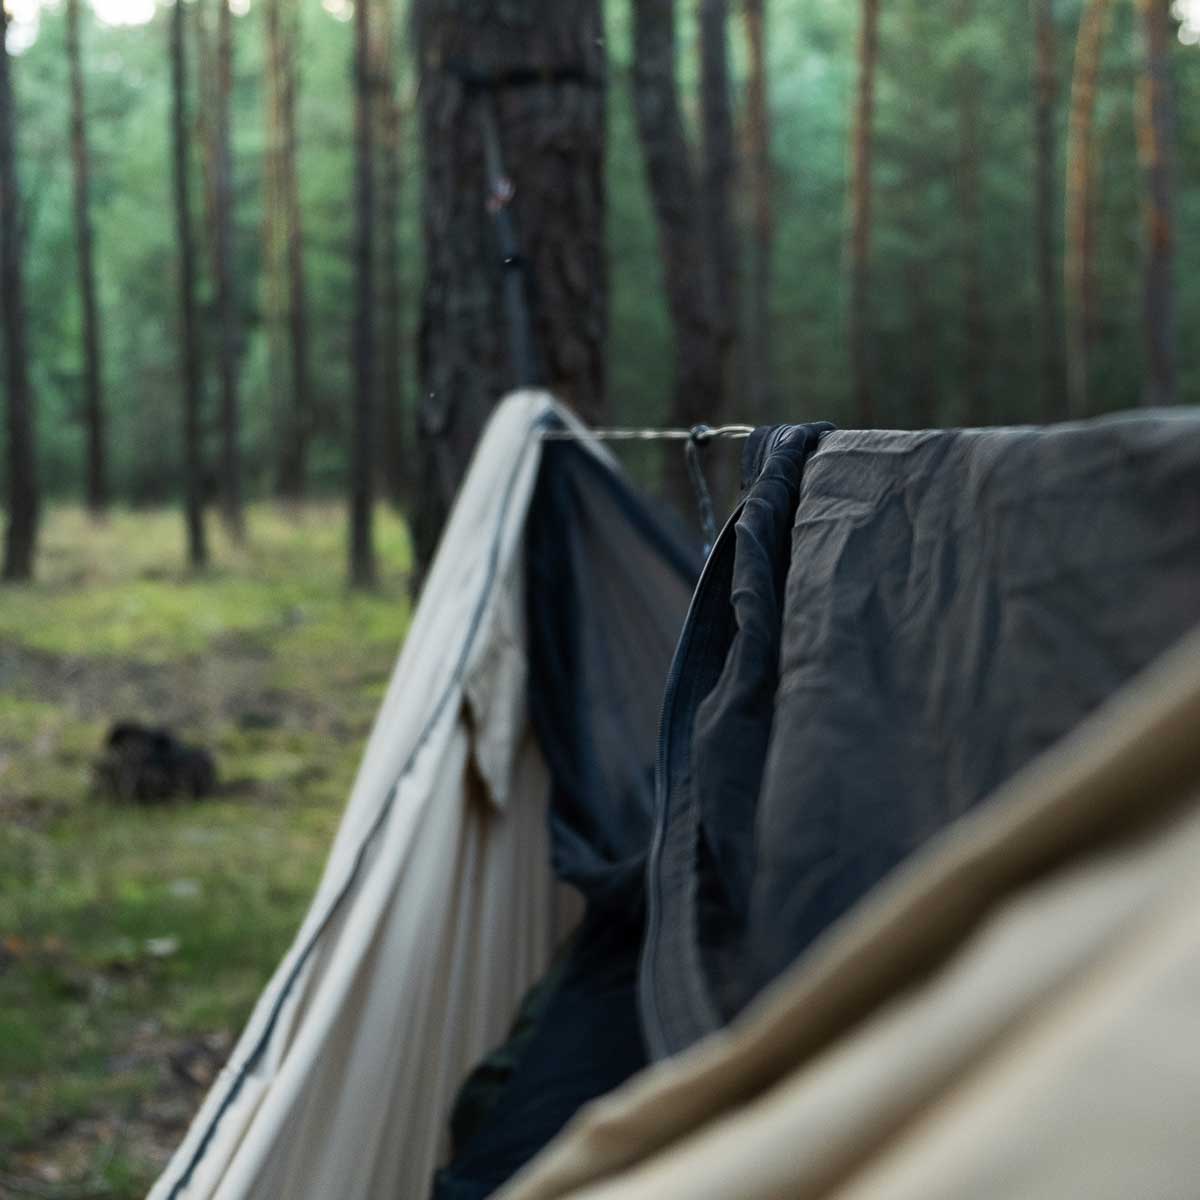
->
{"left": 0, "top": 0, "right": 1197, "bottom": 583}
{"left": 0, "top": 0, "right": 1198, "bottom": 1193}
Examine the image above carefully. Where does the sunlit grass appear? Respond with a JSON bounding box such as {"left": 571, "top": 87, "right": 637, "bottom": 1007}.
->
{"left": 0, "top": 503, "right": 412, "bottom": 662}
{"left": 0, "top": 501, "right": 412, "bottom": 1194}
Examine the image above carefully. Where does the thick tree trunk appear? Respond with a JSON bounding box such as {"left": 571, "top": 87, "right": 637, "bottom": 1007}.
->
{"left": 373, "top": 0, "right": 407, "bottom": 509}
{"left": 632, "top": 0, "right": 720, "bottom": 517}
{"left": 742, "top": 0, "right": 773, "bottom": 421}
{"left": 169, "top": 0, "right": 208, "bottom": 567}
{"left": 266, "top": 0, "right": 311, "bottom": 499}
{"left": 415, "top": 0, "right": 607, "bottom": 577}
{"left": 848, "top": 0, "right": 880, "bottom": 428}
{"left": 955, "top": 0, "right": 989, "bottom": 426}
{"left": 213, "top": 0, "right": 243, "bottom": 539}
{"left": 0, "top": 0, "right": 38, "bottom": 581}
{"left": 1033, "top": 0, "right": 1066, "bottom": 420}
{"left": 1065, "top": 0, "right": 1110, "bottom": 417}
{"left": 350, "top": 0, "right": 377, "bottom": 587}
{"left": 1135, "top": 0, "right": 1176, "bottom": 407}
{"left": 67, "top": 0, "right": 107, "bottom": 515}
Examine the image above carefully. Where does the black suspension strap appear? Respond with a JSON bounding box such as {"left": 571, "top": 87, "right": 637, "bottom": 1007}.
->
{"left": 446, "top": 60, "right": 601, "bottom": 391}
{"left": 685, "top": 425, "right": 719, "bottom": 556}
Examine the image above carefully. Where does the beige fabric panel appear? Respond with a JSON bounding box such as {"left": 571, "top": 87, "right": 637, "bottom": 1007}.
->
{"left": 500, "top": 622, "right": 1200, "bottom": 1200}
{"left": 151, "top": 393, "right": 584, "bottom": 1200}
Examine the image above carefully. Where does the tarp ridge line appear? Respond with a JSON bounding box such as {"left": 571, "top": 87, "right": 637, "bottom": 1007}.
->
{"left": 540, "top": 424, "right": 755, "bottom": 443}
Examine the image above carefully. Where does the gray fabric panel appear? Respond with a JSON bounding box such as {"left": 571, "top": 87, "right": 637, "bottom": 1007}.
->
{"left": 751, "top": 411, "right": 1200, "bottom": 992}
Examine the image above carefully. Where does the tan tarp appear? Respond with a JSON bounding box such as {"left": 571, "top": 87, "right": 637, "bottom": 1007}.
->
{"left": 501, "top": 620, "right": 1200, "bottom": 1200}
{"left": 150, "top": 392, "right": 585, "bottom": 1200}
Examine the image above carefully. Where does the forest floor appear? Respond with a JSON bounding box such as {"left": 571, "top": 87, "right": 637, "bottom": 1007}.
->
{"left": 0, "top": 504, "right": 413, "bottom": 1199}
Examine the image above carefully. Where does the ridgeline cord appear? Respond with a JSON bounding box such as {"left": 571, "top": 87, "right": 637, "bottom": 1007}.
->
{"left": 539, "top": 423, "right": 754, "bottom": 443}
{"left": 542, "top": 422, "right": 751, "bottom": 554}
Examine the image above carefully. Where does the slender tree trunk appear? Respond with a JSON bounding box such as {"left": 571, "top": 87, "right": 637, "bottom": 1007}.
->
{"left": 415, "top": 0, "right": 607, "bottom": 578}
{"left": 901, "top": 0, "right": 938, "bottom": 428}
{"left": 743, "top": 0, "right": 773, "bottom": 421}
{"left": 213, "top": 0, "right": 243, "bottom": 539}
{"left": 955, "top": 0, "right": 989, "bottom": 425}
{"left": 373, "top": 0, "right": 406, "bottom": 509}
{"left": 282, "top": 53, "right": 312, "bottom": 505}
{"left": 1135, "top": 0, "right": 1176, "bottom": 407}
{"left": 848, "top": 0, "right": 880, "bottom": 428}
{"left": 263, "top": 0, "right": 286, "bottom": 493}
{"left": 632, "top": 0, "right": 720, "bottom": 517}
{"left": 0, "top": 0, "right": 37, "bottom": 581}
{"left": 67, "top": 0, "right": 107, "bottom": 515}
{"left": 1032, "top": 0, "right": 1065, "bottom": 420}
{"left": 379, "top": 90, "right": 406, "bottom": 508}
{"left": 267, "top": 0, "right": 311, "bottom": 499}
{"left": 169, "top": 0, "right": 208, "bottom": 567}
{"left": 1065, "top": 0, "right": 1111, "bottom": 417}
{"left": 700, "top": 0, "right": 738, "bottom": 393}
{"left": 350, "top": 0, "right": 377, "bottom": 587}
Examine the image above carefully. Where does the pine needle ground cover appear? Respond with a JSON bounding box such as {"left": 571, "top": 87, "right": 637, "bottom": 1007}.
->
{"left": 0, "top": 505, "right": 411, "bottom": 1198}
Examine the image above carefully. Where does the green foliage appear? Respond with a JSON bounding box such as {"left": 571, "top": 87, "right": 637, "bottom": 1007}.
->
{"left": 4, "top": 0, "right": 1199, "bottom": 507}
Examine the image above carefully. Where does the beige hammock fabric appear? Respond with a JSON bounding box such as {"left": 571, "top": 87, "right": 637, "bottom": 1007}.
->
{"left": 150, "top": 392, "right": 585, "bottom": 1200}
{"left": 500, "top": 620, "right": 1200, "bottom": 1200}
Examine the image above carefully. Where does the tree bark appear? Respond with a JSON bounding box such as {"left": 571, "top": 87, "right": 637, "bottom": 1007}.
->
{"left": 1065, "top": 0, "right": 1110, "bottom": 417}
{"left": 0, "top": 0, "right": 38, "bottom": 581}
{"left": 632, "top": 0, "right": 720, "bottom": 517}
{"left": 1135, "top": 0, "right": 1176, "bottom": 407}
{"left": 266, "top": 0, "right": 311, "bottom": 499}
{"left": 66, "top": 0, "right": 107, "bottom": 515}
{"left": 213, "top": 0, "right": 243, "bottom": 539}
{"left": 1032, "top": 0, "right": 1066, "bottom": 421}
{"left": 848, "top": 0, "right": 880, "bottom": 428}
{"left": 263, "top": 0, "right": 286, "bottom": 492}
{"left": 169, "top": 0, "right": 208, "bottom": 567}
{"left": 350, "top": 0, "right": 377, "bottom": 587}
{"left": 901, "top": 0, "right": 938, "bottom": 428}
{"left": 700, "top": 0, "right": 738, "bottom": 393}
{"left": 742, "top": 0, "right": 773, "bottom": 421}
{"left": 955, "top": 0, "right": 989, "bottom": 425}
{"left": 373, "top": 0, "right": 407, "bottom": 509}
{"left": 415, "top": 0, "right": 607, "bottom": 577}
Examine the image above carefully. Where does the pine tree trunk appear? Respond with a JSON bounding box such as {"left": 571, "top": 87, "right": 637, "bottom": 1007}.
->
{"left": 267, "top": 0, "right": 311, "bottom": 500}
{"left": 169, "top": 0, "right": 208, "bottom": 567}
{"left": 1135, "top": 0, "right": 1176, "bottom": 407}
{"left": 849, "top": 0, "right": 880, "bottom": 428}
{"left": 379, "top": 90, "right": 406, "bottom": 508}
{"left": 1033, "top": 0, "right": 1066, "bottom": 421}
{"left": 700, "top": 0, "right": 737, "bottom": 394}
{"left": 263, "top": 0, "right": 286, "bottom": 494}
{"left": 632, "top": 0, "right": 720, "bottom": 518}
{"left": 373, "top": 0, "right": 407, "bottom": 509}
{"left": 414, "top": 0, "right": 607, "bottom": 577}
{"left": 0, "top": 0, "right": 38, "bottom": 581}
{"left": 901, "top": 0, "right": 938, "bottom": 428}
{"left": 213, "top": 0, "right": 243, "bottom": 539}
{"left": 67, "top": 0, "right": 107, "bottom": 515}
{"left": 350, "top": 0, "right": 377, "bottom": 587}
{"left": 743, "top": 0, "right": 773, "bottom": 421}
{"left": 1065, "top": 0, "right": 1111, "bottom": 417}
{"left": 955, "top": 0, "right": 989, "bottom": 426}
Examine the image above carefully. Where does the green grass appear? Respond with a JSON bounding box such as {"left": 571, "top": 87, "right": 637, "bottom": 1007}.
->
{"left": 0, "top": 503, "right": 412, "bottom": 1196}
